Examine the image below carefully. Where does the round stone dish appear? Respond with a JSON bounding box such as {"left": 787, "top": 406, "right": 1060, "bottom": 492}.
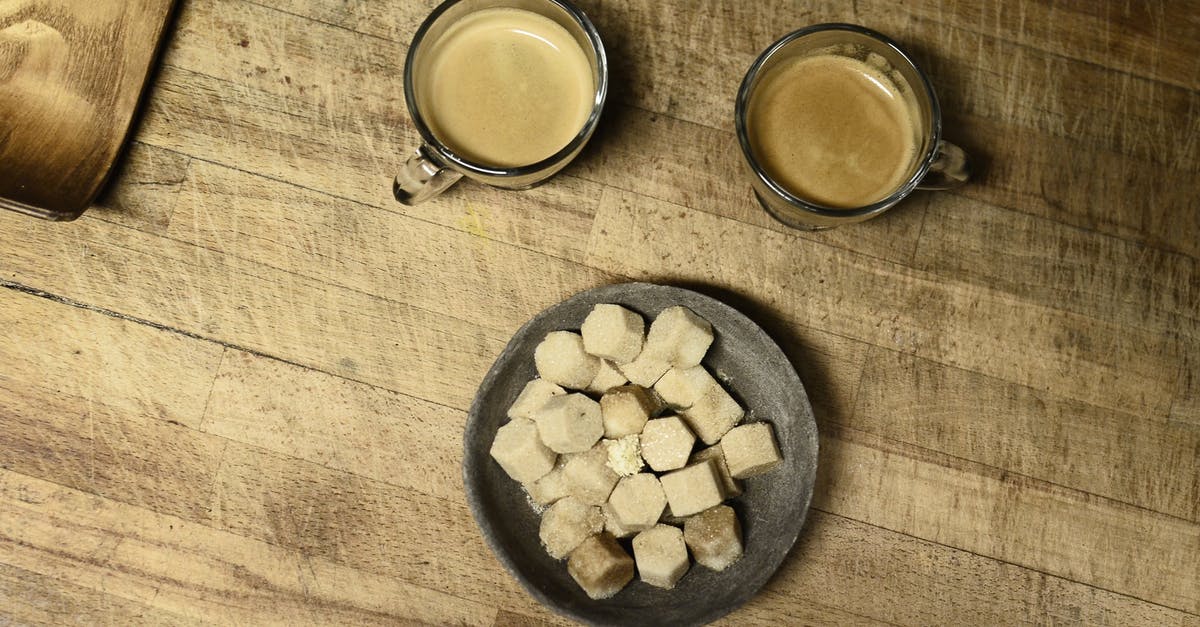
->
{"left": 463, "top": 282, "right": 819, "bottom": 626}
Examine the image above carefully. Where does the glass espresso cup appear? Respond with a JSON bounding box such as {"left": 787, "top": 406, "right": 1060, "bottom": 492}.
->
{"left": 736, "top": 24, "right": 970, "bottom": 229}
{"left": 394, "top": 0, "right": 608, "bottom": 205}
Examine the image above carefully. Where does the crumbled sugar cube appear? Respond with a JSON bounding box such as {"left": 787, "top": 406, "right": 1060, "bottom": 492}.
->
{"left": 721, "top": 422, "right": 782, "bottom": 479}
{"left": 508, "top": 378, "right": 566, "bottom": 420}
{"left": 607, "top": 473, "right": 667, "bottom": 531}
{"left": 586, "top": 359, "right": 629, "bottom": 395}
{"left": 525, "top": 456, "right": 571, "bottom": 507}
{"left": 565, "top": 441, "right": 619, "bottom": 505}
{"left": 567, "top": 532, "right": 635, "bottom": 599}
{"left": 605, "top": 435, "right": 644, "bottom": 477}
{"left": 645, "top": 306, "right": 713, "bottom": 369}
{"left": 680, "top": 382, "right": 743, "bottom": 445}
{"left": 654, "top": 366, "right": 717, "bottom": 409}
{"left": 618, "top": 350, "right": 671, "bottom": 387}
{"left": 683, "top": 504, "right": 743, "bottom": 571}
{"left": 640, "top": 415, "right": 696, "bottom": 472}
{"left": 489, "top": 418, "right": 556, "bottom": 484}
{"left": 632, "top": 524, "right": 690, "bottom": 589}
{"left": 535, "top": 331, "right": 600, "bottom": 389}
{"left": 580, "top": 304, "right": 645, "bottom": 364}
{"left": 600, "top": 385, "right": 662, "bottom": 438}
{"left": 534, "top": 393, "right": 604, "bottom": 454}
{"left": 602, "top": 501, "right": 639, "bottom": 538}
{"left": 659, "top": 458, "right": 725, "bottom": 517}
{"left": 540, "top": 497, "right": 604, "bottom": 559}
{"left": 689, "top": 444, "right": 742, "bottom": 499}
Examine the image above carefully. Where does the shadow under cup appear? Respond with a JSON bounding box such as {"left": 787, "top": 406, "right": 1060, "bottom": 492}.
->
{"left": 394, "top": 0, "right": 607, "bottom": 205}
{"left": 736, "top": 24, "right": 966, "bottom": 230}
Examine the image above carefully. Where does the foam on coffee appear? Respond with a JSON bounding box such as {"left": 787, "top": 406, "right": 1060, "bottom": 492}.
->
{"left": 417, "top": 8, "right": 594, "bottom": 168}
{"left": 748, "top": 53, "right": 919, "bottom": 208}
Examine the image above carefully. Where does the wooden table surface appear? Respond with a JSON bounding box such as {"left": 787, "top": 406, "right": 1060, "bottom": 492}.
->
{"left": 2, "top": 1, "right": 1199, "bottom": 624}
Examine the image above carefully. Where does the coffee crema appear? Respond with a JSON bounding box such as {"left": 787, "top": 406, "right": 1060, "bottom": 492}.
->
{"left": 416, "top": 8, "right": 593, "bottom": 168}
{"left": 748, "top": 54, "right": 919, "bottom": 208}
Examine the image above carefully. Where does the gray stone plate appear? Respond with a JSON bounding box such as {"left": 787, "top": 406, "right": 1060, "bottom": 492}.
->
{"left": 464, "top": 282, "right": 818, "bottom": 626}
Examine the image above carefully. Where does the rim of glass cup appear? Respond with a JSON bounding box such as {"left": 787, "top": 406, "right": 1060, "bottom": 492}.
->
{"left": 403, "top": 0, "right": 609, "bottom": 178}
{"left": 735, "top": 23, "right": 942, "bottom": 220}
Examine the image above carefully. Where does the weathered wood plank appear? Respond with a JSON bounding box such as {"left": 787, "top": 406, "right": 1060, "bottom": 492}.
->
{"left": 0, "top": 289, "right": 221, "bottom": 430}
{"left": 0, "top": 470, "right": 498, "bottom": 626}
{"left": 586, "top": 188, "right": 1179, "bottom": 419}
{"left": 0, "top": 562, "right": 202, "bottom": 627}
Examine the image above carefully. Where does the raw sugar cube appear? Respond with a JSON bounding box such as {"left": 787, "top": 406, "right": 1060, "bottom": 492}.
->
{"left": 567, "top": 533, "right": 635, "bottom": 600}
{"left": 489, "top": 418, "right": 556, "bottom": 484}
{"left": 565, "top": 441, "right": 620, "bottom": 505}
{"left": 660, "top": 458, "right": 725, "bottom": 517}
{"left": 586, "top": 359, "right": 628, "bottom": 395}
{"left": 689, "top": 444, "right": 742, "bottom": 499}
{"left": 721, "top": 422, "right": 782, "bottom": 479}
{"left": 508, "top": 378, "right": 565, "bottom": 420}
{"left": 683, "top": 504, "right": 743, "bottom": 571}
{"left": 640, "top": 415, "right": 695, "bottom": 472}
{"left": 654, "top": 366, "right": 717, "bottom": 409}
{"left": 602, "top": 501, "right": 639, "bottom": 538}
{"left": 605, "top": 435, "right": 644, "bottom": 477}
{"left": 535, "top": 331, "right": 600, "bottom": 389}
{"left": 680, "top": 382, "right": 743, "bottom": 445}
{"left": 632, "top": 524, "right": 690, "bottom": 589}
{"left": 534, "top": 393, "right": 603, "bottom": 454}
{"left": 607, "top": 473, "right": 667, "bottom": 531}
{"left": 540, "top": 496, "right": 604, "bottom": 559}
{"left": 600, "top": 385, "right": 662, "bottom": 438}
{"left": 525, "top": 456, "right": 571, "bottom": 507}
{"left": 618, "top": 350, "right": 671, "bottom": 387}
{"left": 581, "top": 304, "right": 645, "bottom": 364}
{"left": 645, "top": 306, "right": 713, "bottom": 368}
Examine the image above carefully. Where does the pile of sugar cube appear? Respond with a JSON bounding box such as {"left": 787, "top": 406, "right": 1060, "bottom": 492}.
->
{"left": 489, "top": 303, "right": 783, "bottom": 599}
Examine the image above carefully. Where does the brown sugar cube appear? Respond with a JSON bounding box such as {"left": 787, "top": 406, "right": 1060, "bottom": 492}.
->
{"left": 567, "top": 533, "right": 635, "bottom": 600}
{"left": 607, "top": 473, "right": 667, "bottom": 532}
{"left": 534, "top": 393, "right": 603, "bottom": 454}
{"left": 632, "top": 524, "right": 690, "bottom": 589}
{"left": 586, "top": 359, "right": 629, "bottom": 395}
{"left": 683, "top": 504, "right": 743, "bottom": 571}
{"left": 600, "top": 385, "right": 662, "bottom": 438}
{"left": 659, "top": 458, "right": 725, "bottom": 517}
{"left": 640, "top": 415, "right": 695, "bottom": 472}
{"left": 645, "top": 306, "right": 713, "bottom": 368}
{"left": 525, "top": 456, "right": 570, "bottom": 507}
{"left": 654, "top": 365, "right": 717, "bottom": 410}
{"left": 535, "top": 331, "right": 600, "bottom": 390}
{"left": 580, "top": 304, "right": 645, "bottom": 364}
{"left": 680, "top": 382, "right": 743, "bottom": 445}
{"left": 618, "top": 349, "right": 671, "bottom": 387}
{"left": 689, "top": 444, "right": 742, "bottom": 499}
{"left": 605, "top": 435, "right": 644, "bottom": 477}
{"left": 722, "top": 422, "right": 783, "bottom": 478}
{"left": 489, "top": 418, "right": 556, "bottom": 484}
{"left": 565, "top": 441, "right": 620, "bottom": 505}
{"left": 507, "top": 378, "right": 565, "bottom": 420}
{"left": 602, "top": 502, "right": 639, "bottom": 539}
{"left": 540, "top": 497, "right": 604, "bottom": 559}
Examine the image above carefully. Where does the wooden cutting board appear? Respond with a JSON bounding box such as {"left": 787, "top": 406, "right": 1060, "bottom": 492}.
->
{"left": 0, "top": 0, "right": 174, "bottom": 221}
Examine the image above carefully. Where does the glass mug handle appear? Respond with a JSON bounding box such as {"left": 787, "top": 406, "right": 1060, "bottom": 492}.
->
{"left": 393, "top": 145, "right": 464, "bottom": 205}
{"left": 916, "top": 140, "right": 971, "bottom": 191}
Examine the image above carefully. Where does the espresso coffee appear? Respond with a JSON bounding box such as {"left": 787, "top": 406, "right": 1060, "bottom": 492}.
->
{"left": 416, "top": 8, "right": 594, "bottom": 168}
{"left": 748, "top": 53, "right": 919, "bottom": 208}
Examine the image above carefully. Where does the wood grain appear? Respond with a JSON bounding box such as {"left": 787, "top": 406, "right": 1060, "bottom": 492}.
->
{"left": 2, "top": 0, "right": 1198, "bottom": 623}
{"left": 0, "top": 0, "right": 174, "bottom": 219}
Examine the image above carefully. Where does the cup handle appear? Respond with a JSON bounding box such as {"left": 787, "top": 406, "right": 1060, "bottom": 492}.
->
{"left": 393, "top": 145, "right": 463, "bottom": 205}
{"left": 916, "top": 140, "right": 971, "bottom": 191}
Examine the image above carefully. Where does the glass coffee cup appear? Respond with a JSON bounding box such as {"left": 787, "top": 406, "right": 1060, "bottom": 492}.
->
{"left": 736, "top": 24, "right": 970, "bottom": 229}
{"left": 394, "top": 0, "right": 608, "bottom": 205}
